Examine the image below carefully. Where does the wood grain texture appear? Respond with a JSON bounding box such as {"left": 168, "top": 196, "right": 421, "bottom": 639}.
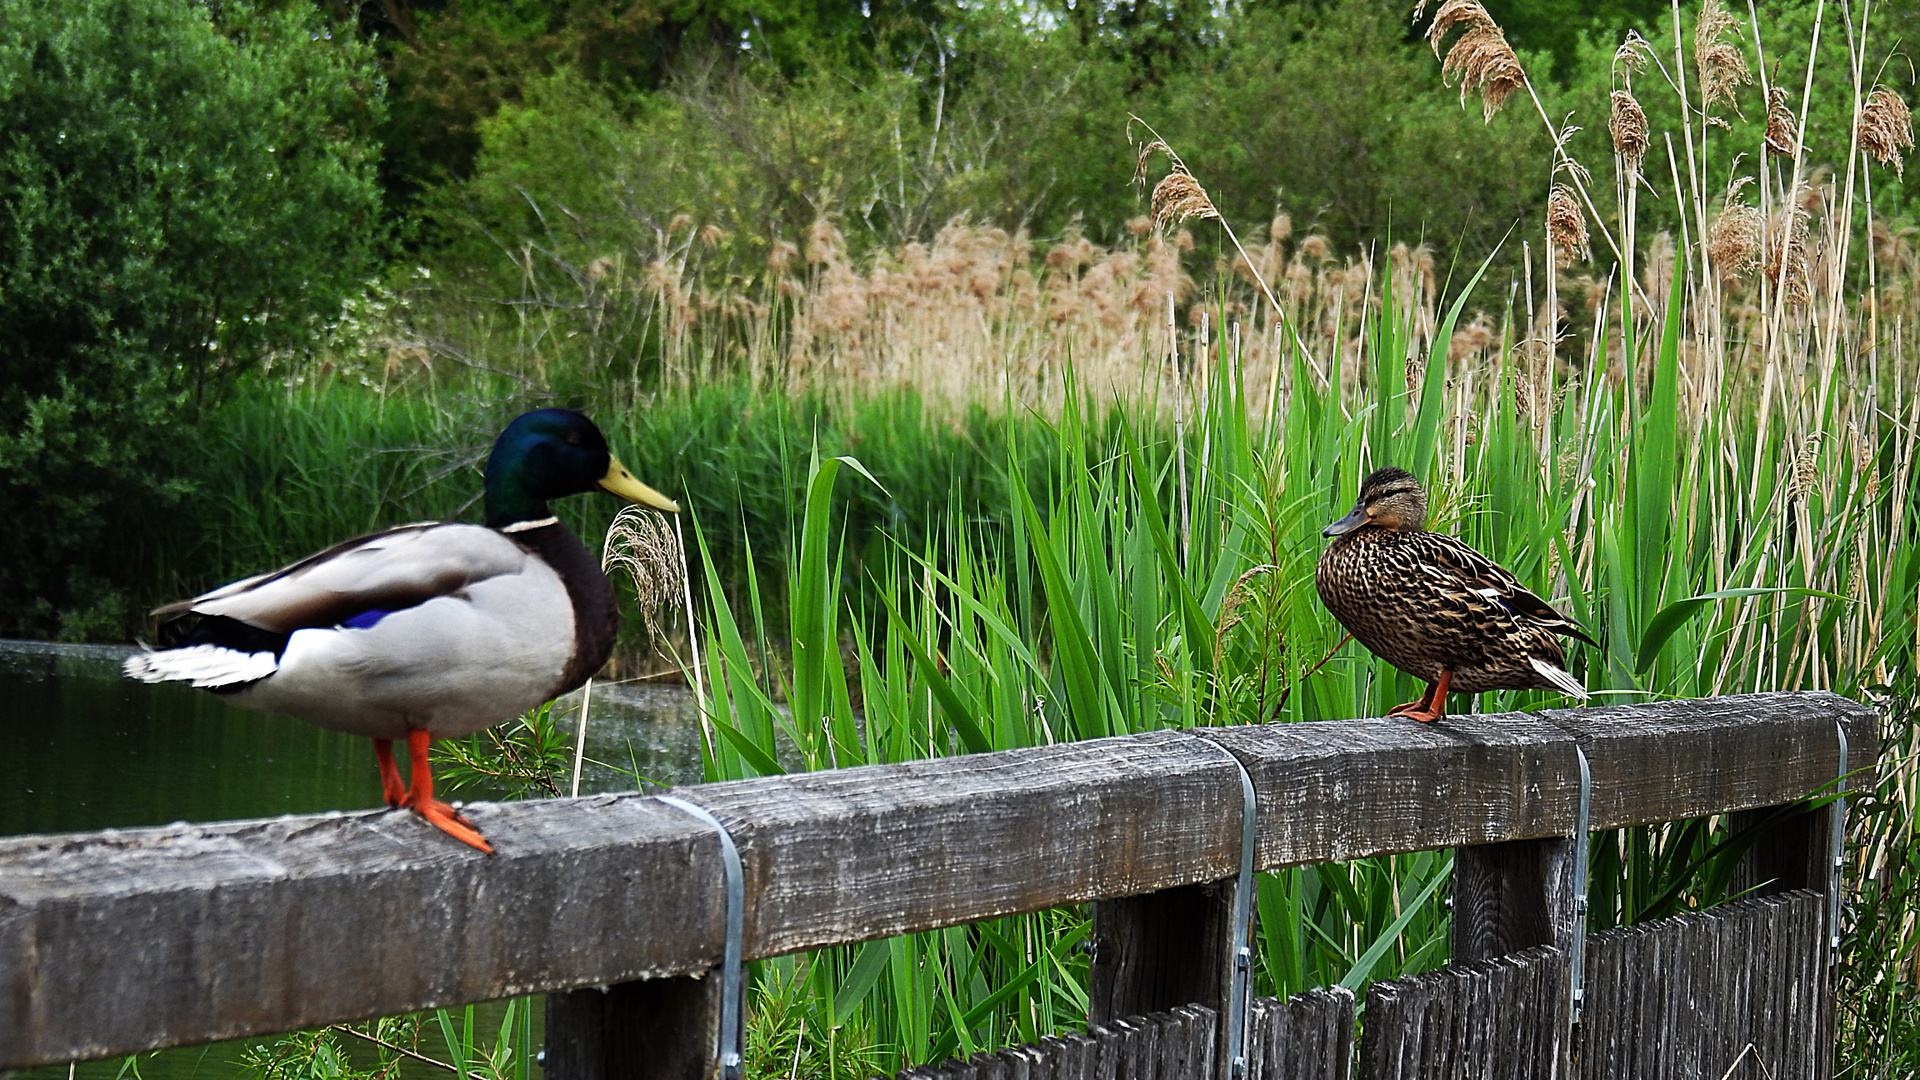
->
{"left": 1576, "top": 891, "right": 1827, "bottom": 1080}
{"left": 1087, "top": 882, "right": 1243, "bottom": 1079}
{"left": 0, "top": 692, "right": 1873, "bottom": 1067}
{"left": 1202, "top": 692, "right": 1873, "bottom": 869}
{"left": 545, "top": 975, "right": 721, "bottom": 1080}
{"left": 1356, "top": 946, "right": 1567, "bottom": 1080}
{"left": 1200, "top": 713, "right": 1582, "bottom": 869}
{"left": 1451, "top": 838, "right": 1576, "bottom": 964}
{"left": 1087, "top": 884, "right": 1235, "bottom": 1026}
{"left": 1248, "top": 987, "right": 1355, "bottom": 1080}
{"left": 883, "top": 1008, "right": 1218, "bottom": 1080}
{"left": 695, "top": 729, "right": 1247, "bottom": 958}
{"left": 0, "top": 795, "right": 722, "bottom": 1067}
{"left": 1538, "top": 692, "right": 1876, "bottom": 829}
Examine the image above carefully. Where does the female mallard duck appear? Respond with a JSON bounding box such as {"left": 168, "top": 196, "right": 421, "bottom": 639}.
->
{"left": 1316, "top": 467, "right": 1595, "bottom": 723}
{"left": 124, "top": 409, "right": 678, "bottom": 853}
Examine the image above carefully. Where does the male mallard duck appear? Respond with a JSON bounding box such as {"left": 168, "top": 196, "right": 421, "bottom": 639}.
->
{"left": 1316, "top": 467, "right": 1595, "bottom": 722}
{"left": 124, "top": 409, "right": 678, "bottom": 852}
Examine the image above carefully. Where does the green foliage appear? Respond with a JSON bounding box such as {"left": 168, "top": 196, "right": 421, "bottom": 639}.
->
{"left": 435, "top": 700, "right": 573, "bottom": 800}
{"left": 1838, "top": 686, "right": 1920, "bottom": 1076}
{"left": 1159, "top": 2, "right": 1553, "bottom": 267}
{"left": 0, "top": 0, "right": 385, "bottom": 638}
{"left": 410, "top": 0, "right": 1572, "bottom": 299}
{"left": 377, "top": 0, "right": 948, "bottom": 211}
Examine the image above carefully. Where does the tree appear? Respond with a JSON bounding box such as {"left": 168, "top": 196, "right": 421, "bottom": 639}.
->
{"left": 0, "top": 0, "right": 386, "bottom": 638}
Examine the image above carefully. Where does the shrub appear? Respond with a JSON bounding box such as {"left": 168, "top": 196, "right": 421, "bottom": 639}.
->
{"left": 0, "top": 0, "right": 386, "bottom": 637}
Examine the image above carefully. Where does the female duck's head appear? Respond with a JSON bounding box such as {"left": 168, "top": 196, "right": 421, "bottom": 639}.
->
{"left": 483, "top": 409, "right": 679, "bottom": 527}
{"left": 1323, "top": 466, "right": 1428, "bottom": 537}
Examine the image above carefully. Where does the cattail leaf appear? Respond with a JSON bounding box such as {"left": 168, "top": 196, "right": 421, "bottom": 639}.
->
{"left": 831, "top": 939, "right": 893, "bottom": 1018}
{"left": 1337, "top": 854, "right": 1453, "bottom": 991}
{"left": 881, "top": 593, "right": 993, "bottom": 756}
{"left": 708, "top": 715, "right": 786, "bottom": 777}
{"left": 1635, "top": 587, "right": 1848, "bottom": 676}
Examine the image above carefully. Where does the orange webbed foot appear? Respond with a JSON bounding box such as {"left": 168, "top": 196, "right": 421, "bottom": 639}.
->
{"left": 1385, "top": 671, "right": 1452, "bottom": 723}
{"left": 396, "top": 728, "right": 495, "bottom": 854}
{"left": 413, "top": 797, "right": 493, "bottom": 853}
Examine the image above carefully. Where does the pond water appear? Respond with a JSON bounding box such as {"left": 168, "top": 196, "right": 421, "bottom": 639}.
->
{"left": 0, "top": 639, "right": 710, "bottom": 1078}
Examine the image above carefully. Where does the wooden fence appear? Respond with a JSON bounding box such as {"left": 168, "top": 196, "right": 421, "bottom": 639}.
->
{"left": 0, "top": 692, "right": 1876, "bottom": 1079}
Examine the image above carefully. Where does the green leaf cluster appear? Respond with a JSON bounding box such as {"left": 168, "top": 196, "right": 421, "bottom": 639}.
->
{"left": 0, "top": 0, "right": 385, "bottom": 636}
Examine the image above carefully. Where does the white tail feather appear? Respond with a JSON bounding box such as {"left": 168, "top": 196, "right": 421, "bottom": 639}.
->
{"left": 1529, "top": 656, "right": 1589, "bottom": 701}
{"left": 124, "top": 645, "right": 278, "bottom": 689}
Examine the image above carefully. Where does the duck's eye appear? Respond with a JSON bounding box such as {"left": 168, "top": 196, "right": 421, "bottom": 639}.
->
{"left": 565, "top": 432, "right": 582, "bottom": 445}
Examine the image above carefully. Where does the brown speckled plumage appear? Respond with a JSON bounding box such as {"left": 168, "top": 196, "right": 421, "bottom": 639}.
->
{"left": 1316, "top": 467, "right": 1595, "bottom": 720}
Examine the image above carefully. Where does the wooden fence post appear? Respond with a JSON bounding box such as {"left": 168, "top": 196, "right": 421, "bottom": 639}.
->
{"left": 1451, "top": 837, "right": 1580, "bottom": 1076}
{"left": 546, "top": 975, "right": 723, "bottom": 1080}
{"left": 1087, "top": 880, "right": 1237, "bottom": 1071}
{"left": 1732, "top": 802, "right": 1835, "bottom": 899}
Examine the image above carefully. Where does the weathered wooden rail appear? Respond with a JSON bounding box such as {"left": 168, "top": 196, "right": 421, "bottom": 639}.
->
{"left": 0, "top": 692, "right": 1876, "bottom": 1078}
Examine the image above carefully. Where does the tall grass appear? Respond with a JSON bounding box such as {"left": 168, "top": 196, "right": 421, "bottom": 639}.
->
{"left": 657, "top": 4, "right": 1920, "bottom": 1075}
{"left": 182, "top": 3, "right": 1916, "bottom": 1076}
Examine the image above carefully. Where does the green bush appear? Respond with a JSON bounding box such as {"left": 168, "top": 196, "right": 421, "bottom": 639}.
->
{"left": 0, "top": 0, "right": 385, "bottom": 638}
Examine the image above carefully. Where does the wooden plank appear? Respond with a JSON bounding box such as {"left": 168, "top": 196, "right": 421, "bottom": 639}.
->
{"left": 1203, "top": 692, "right": 1873, "bottom": 871}
{"left": 1353, "top": 946, "right": 1564, "bottom": 1080}
{"left": 1452, "top": 838, "right": 1577, "bottom": 962}
{"left": 1576, "top": 891, "right": 1824, "bottom": 1079}
{"left": 1171, "top": 1004, "right": 1217, "bottom": 1080}
{"left": 0, "top": 693, "right": 1873, "bottom": 1067}
{"left": 1087, "top": 884, "right": 1234, "bottom": 1059}
{"left": 1198, "top": 713, "right": 1581, "bottom": 869}
{"left": 693, "top": 729, "right": 1246, "bottom": 959}
{"left": 0, "top": 795, "right": 725, "bottom": 1068}
{"left": 1450, "top": 836, "right": 1578, "bottom": 1077}
{"left": 1538, "top": 692, "right": 1874, "bottom": 829}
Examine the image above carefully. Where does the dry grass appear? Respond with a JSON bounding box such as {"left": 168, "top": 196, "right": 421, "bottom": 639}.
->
{"left": 1547, "top": 184, "right": 1590, "bottom": 264}
{"left": 1609, "top": 90, "right": 1650, "bottom": 178}
{"left": 1695, "top": 0, "right": 1753, "bottom": 119}
{"left": 1860, "top": 86, "right": 1915, "bottom": 178}
{"left": 1424, "top": 0, "right": 1527, "bottom": 121}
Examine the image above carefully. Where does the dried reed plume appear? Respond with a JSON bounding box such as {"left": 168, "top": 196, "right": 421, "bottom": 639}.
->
{"left": 1610, "top": 90, "right": 1650, "bottom": 177}
{"left": 1613, "top": 29, "right": 1653, "bottom": 73}
{"left": 1135, "top": 136, "right": 1221, "bottom": 228}
{"left": 1764, "top": 186, "right": 1812, "bottom": 305}
{"left": 1708, "top": 178, "right": 1764, "bottom": 279}
{"left": 1547, "top": 184, "right": 1589, "bottom": 264}
{"left": 601, "top": 505, "right": 686, "bottom": 644}
{"left": 1151, "top": 173, "right": 1220, "bottom": 228}
{"left": 1695, "top": 0, "right": 1752, "bottom": 117}
{"left": 1765, "top": 87, "right": 1798, "bottom": 158}
{"left": 1424, "top": 1, "right": 1527, "bottom": 121}
{"left": 1859, "top": 87, "right": 1914, "bottom": 178}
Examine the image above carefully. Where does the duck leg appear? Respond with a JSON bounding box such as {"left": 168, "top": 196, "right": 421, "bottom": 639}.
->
{"left": 399, "top": 728, "right": 494, "bottom": 854}
{"left": 1385, "top": 669, "right": 1452, "bottom": 723}
{"left": 372, "top": 739, "right": 408, "bottom": 808}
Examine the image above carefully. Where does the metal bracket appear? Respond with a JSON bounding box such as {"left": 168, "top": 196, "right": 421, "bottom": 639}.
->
{"left": 1830, "top": 722, "right": 1849, "bottom": 964}
{"left": 1197, "top": 740, "right": 1259, "bottom": 1080}
{"left": 1569, "top": 743, "right": 1591, "bottom": 1027}
{"left": 657, "top": 794, "right": 746, "bottom": 1080}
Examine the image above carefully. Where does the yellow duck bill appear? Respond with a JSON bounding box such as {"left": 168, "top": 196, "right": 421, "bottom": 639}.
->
{"left": 600, "top": 456, "right": 680, "bottom": 513}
